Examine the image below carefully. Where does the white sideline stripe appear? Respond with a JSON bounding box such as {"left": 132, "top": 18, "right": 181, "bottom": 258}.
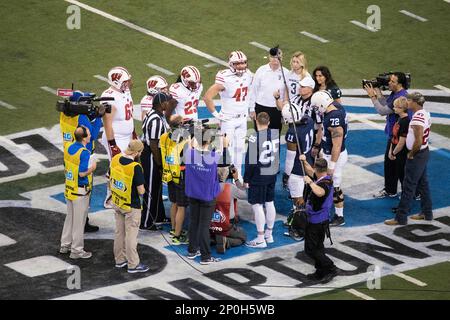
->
{"left": 346, "top": 289, "right": 376, "bottom": 300}
{"left": 94, "top": 74, "right": 109, "bottom": 83}
{"left": 40, "top": 86, "right": 57, "bottom": 95}
{"left": 299, "top": 31, "right": 329, "bottom": 43}
{"left": 0, "top": 100, "right": 16, "bottom": 110}
{"left": 399, "top": 10, "right": 428, "bottom": 22}
{"left": 249, "top": 41, "right": 271, "bottom": 51}
{"left": 146, "top": 63, "right": 174, "bottom": 76}
{"left": 434, "top": 85, "right": 450, "bottom": 94}
{"left": 393, "top": 272, "right": 427, "bottom": 287}
{"left": 65, "top": 0, "right": 227, "bottom": 67}
{"left": 94, "top": 75, "right": 109, "bottom": 83}
{"left": 445, "top": 0, "right": 450, "bottom": 3}
{"left": 350, "top": 20, "right": 378, "bottom": 32}
{"left": 204, "top": 63, "right": 217, "bottom": 68}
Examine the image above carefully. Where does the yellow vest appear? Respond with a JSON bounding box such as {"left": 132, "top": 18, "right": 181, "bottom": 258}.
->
{"left": 60, "top": 113, "right": 79, "bottom": 153}
{"left": 64, "top": 146, "right": 88, "bottom": 201}
{"left": 160, "top": 132, "right": 187, "bottom": 184}
{"left": 110, "top": 154, "right": 142, "bottom": 211}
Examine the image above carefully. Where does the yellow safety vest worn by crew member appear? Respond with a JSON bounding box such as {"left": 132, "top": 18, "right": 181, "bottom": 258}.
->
{"left": 110, "top": 154, "right": 142, "bottom": 212}
{"left": 64, "top": 147, "right": 89, "bottom": 201}
{"left": 60, "top": 113, "right": 94, "bottom": 189}
{"left": 160, "top": 132, "right": 188, "bottom": 184}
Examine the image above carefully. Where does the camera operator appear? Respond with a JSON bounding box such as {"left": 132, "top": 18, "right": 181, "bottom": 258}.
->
{"left": 364, "top": 72, "right": 409, "bottom": 198}
{"left": 59, "top": 91, "right": 103, "bottom": 233}
{"left": 160, "top": 114, "right": 190, "bottom": 244}
{"left": 299, "top": 154, "right": 337, "bottom": 284}
{"left": 141, "top": 92, "right": 170, "bottom": 230}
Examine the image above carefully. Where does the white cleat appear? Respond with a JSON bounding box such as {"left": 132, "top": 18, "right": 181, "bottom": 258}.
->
{"left": 245, "top": 238, "right": 267, "bottom": 248}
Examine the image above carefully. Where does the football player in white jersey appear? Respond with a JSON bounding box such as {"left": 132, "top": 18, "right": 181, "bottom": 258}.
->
{"left": 204, "top": 51, "right": 253, "bottom": 176}
{"left": 168, "top": 66, "right": 203, "bottom": 121}
{"left": 101, "top": 66, "right": 135, "bottom": 208}
{"left": 140, "top": 75, "right": 169, "bottom": 121}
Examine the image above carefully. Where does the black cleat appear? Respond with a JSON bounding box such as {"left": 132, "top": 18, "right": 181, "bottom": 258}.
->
{"left": 330, "top": 215, "right": 345, "bottom": 227}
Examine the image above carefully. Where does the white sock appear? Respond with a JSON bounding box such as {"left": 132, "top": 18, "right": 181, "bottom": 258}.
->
{"left": 335, "top": 207, "right": 344, "bottom": 217}
{"left": 265, "top": 201, "right": 276, "bottom": 230}
{"left": 252, "top": 204, "right": 265, "bottom": 240}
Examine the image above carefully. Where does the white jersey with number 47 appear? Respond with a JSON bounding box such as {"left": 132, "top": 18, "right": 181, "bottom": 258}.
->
{"left": 169, "top": 82, "right": 203, "bottom": 121}
{"left": 406, "top": 109, "right": 431, "bottom": 150}
{"left": 215, "top": 69, "right": 253, "bottom": 115}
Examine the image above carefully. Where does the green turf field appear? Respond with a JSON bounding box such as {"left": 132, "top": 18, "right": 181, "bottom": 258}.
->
{"left": 302, "top": 262, "right": 450, "bottom": 300}
{"left": 1, "top": 0, "right": 449, "bottom": 134}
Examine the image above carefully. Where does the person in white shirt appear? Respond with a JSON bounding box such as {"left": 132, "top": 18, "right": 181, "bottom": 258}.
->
{"left": 385, "top": 92, "right": 433, "bottom": 226}
{"left": 282, "top": 51, "right": 311, "bottom": 104}
{"left": 250, "top": 46, "right": 289, "bottom": 134}
{"left": 101, "top": 66, "right": 136, "bottom": 208}
{"left": 204, "top": 51, "right": 253, "bottom": 177}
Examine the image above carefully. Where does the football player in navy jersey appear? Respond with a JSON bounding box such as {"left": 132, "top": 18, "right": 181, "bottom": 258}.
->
{"left": 244, "top": 112, "right": 280, "bottom": 248}
{"left": 311, "top": 91, "right": 348, "bottom": 227}
{"left": 281, "top": 102, "right": 315, "bottom": 209}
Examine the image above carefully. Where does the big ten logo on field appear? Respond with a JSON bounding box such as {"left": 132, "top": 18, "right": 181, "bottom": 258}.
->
{"left": 66, "top": 5, "right": 81, "bottom": 30}
{"left": 366, "top": 5, "right": 381, "bottom": 31}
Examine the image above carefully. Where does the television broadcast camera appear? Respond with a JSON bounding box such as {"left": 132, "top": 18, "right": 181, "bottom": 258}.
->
{"left": 56, "top": 93, "right": 114, "bottom": 119}
{"left": 362, "top": 72, "right": 411, "bottom": 91}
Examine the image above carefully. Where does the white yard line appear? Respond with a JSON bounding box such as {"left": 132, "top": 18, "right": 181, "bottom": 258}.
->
{"left": 65, "top": 0, "right": 228, "bottom": 67}
{"left": 249, "top": 41, "right": 271, "bottom": 51}
{"left": 346, "top": 289, "right": 376, "bottom": 300}
{"left": 204, "top": 63, "right": 218, "bottom": 68}
{"left": 0, "top": 101, "right": 17, "bottom": 110}
{"left": 393, "top": 272, "right": 427, "bottom": 287}
{"left": 299, "top": 31, "right": 329, "bottom": 43}
{"left": 399, "top": 10, "right": 428, "bottom": 22}
{"left": 350, "top": 20, "right": 378, "bottom": 32}
{"left": 445, "top": 0, "right": 450, "bottom": 3}
{"left": 146, "top": 63, "right": 174, "bottom": 76}
{"left": 434, "top": 85, "right": 450, "bottom": 94}
{"left": 93, "top": 75, "right": 109, "bottom": 83}
{"left": 40, "top": 86, "right": 57, "bottom": 95}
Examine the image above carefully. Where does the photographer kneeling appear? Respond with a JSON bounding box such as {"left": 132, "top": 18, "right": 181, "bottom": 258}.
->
{"left": 299, "top": 154, "right": 337, "bottom": 284}
{"left": 364, "top": 72, "right": 409, "bottom": 198}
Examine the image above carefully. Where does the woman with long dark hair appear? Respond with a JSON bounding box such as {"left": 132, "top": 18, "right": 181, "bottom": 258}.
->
{"left": 313, "top": 66, "right": 342, "bottom": 104}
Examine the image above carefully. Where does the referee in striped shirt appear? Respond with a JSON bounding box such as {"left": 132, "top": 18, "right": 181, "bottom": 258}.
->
{"left": 141, "top": 92, "right": 170, "bottom": 230}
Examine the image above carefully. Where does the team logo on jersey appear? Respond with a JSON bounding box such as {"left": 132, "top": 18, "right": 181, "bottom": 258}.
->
{"left": 248, "top": 135, "right": 257, "bottom": 143}
{"left": 112, "top": 179, "right": 127, "bottom": 192}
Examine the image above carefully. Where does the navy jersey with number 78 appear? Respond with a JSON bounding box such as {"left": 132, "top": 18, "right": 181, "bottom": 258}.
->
{"left": 322, "top": 103, "right": 348, "bottom": 155}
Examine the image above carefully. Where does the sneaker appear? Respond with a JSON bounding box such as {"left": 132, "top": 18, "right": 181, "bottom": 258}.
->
{"left": 69, "top": 250, "right": 92, "bottom": 259}
{"left": 187, "top": 250, "right": 201, "bottom": 259}
{"left": 410, "top": 213, "right": 432, "bottom": 221}
{"left": 245, "top": 238, "right": 267, "bottom": 248}
{"left": 84, "top": 222, "right": 99, "bottom": 233}
{"left": 284, "top": 230, "right": 304, "bottom": 241}
{"left": 384, "top": 218, "right": 400, "bottom": 226}
{"left": 414, "top": 194, "right": 421, "bottom": 201}
{"left": 373, "top": 189, "right": 397, "bottom": 199}
{"left": 264, "top": 234, "right": 274, "bottom": 244}
{"left": 215, "top": 235, "right": 227, "bottom": 254}
{"left": 59, "top": 246, "right": 70, "bottom": 254}
{"left": 200, "top": 257, "right": 222, "bottom": 265}
{"left": 115, "top": 261, "right": 127, "bottom": 268}
{"left": 127, "top": 263, "right": 149, "bottom": 273}
{"left": 319, "top": 268, "right": 338, "bottom": 284}
{"left": 172, "top": 235, "right": 189, "bottom": 245}
{"left": 170, "top": 229, "right": 187, "bottom": 238}
{"left": 330, "top": 215, "right": 345, "bottom": 227}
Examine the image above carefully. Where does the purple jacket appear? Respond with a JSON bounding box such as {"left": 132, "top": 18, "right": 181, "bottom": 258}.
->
{"left": 185, "top": 149, "right": 220, "bottom": 202}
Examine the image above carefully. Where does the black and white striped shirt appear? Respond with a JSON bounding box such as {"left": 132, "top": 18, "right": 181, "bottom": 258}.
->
{"left": 292, "top": 95, "right": 322, "bottom": 126}
{"left": 142, "top": 109, "right": 168, "bottom": 146}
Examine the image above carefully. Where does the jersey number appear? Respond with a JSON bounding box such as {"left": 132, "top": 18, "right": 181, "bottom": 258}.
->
{"left": 125, "top": 102, "right": 133, "bottom": 120}
{"left": 184, "top": 99, "right": 199, "bottom": 115}
{"left": 290, "top": 83, "right": 297, "bottom": 95}
{"left": 259, "top": 139, "right": 279, "bottom": 165}
{"left": 422, "top": 127, "right": 430, "bottom": 145}
{"left": 232, "top": 87, "right": 248, "bottom": 102}
{"left": 330, "top": 118, "right": 340, "bottom": 126}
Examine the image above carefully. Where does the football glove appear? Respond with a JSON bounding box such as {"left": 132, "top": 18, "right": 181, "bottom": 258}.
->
{"left": 108, "top": 139, "right": 121, "bottom": 157}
